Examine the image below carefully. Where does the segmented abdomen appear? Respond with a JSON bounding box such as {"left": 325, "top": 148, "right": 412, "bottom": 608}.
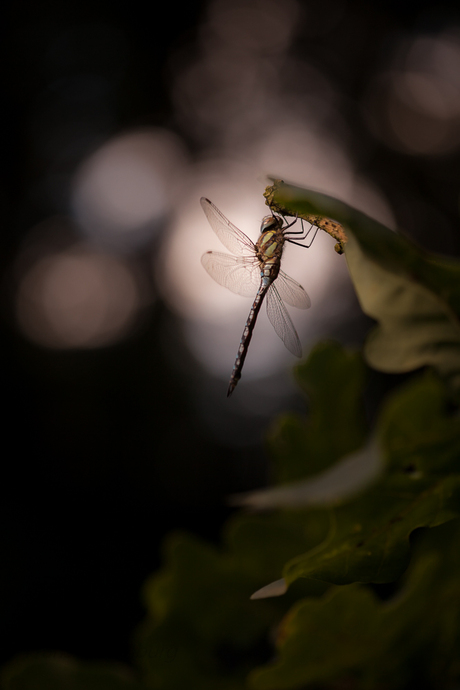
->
{"left": 227, "top": 282, "right": 270, "bottom": 397}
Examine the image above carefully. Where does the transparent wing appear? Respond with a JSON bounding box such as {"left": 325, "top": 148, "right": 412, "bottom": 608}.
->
{"left": 275, "top": 269, "right": 311, "bottom": 309}
{"left": 266, "top": 283, "right": 302, "bottom": 357}
{"left": 201, "top": 251, "right": 260, "bottom": 297}
{"left": 200, "top": 197, "right": 255, "bottom": 256}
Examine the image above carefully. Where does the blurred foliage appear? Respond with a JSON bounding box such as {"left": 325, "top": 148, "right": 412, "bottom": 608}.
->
{"left": 3, "top": 184, "right": 460, "bottom": 689}
{"left": 280, "top": 368, "right": 460, "bottom": 587}
{"left": 269, "top": 343, "right": 368, "bottom": 482}
{"left": 133, "top": 342, "right": 370, "bottom": 689}
{"left": 251, "top": 520, "right": 460, "bottom": 690}
{"left": 0, "top": 653, "right": 143, "bottom": 690}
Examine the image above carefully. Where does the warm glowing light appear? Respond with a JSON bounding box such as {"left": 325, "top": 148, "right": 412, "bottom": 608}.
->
{"left": 72, "top": 128, "right": 188, "bottom": 248}
{"left": 158, "top": 162, "right": 356, "bottom": 381}
{"left": 158, "top": 0, "right": 394, "bottom": 387}
{"left": 16, "top": 246, "right": 143, "bottom": 349}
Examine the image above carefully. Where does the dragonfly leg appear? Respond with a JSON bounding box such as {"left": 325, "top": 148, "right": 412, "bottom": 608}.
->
{"left": 284, "top": 218, "right": 311, "bottom": 238}
{"left": 282, "top": 214, "right": 298, "bottom": 230}
{"left": 286, "top": 224, "right": 319, "bottom": 249}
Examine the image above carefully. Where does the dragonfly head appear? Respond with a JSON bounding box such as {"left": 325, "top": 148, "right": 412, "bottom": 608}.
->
{"left": 260, "top": 214, "right": 283, "bottom": 234}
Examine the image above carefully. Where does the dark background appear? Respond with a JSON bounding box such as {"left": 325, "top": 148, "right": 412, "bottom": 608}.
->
{"left": 2, "top": 0, "right": 460, "bottom": 670}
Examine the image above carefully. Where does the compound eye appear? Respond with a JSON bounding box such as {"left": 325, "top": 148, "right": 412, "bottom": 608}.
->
{"left": 260, "top": 215, "right": 281, "bottom": 232}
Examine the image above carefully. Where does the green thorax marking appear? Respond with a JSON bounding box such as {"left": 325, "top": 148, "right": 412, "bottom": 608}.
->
{"left": 256, "top": 227, "right": 285, "bottom": 263}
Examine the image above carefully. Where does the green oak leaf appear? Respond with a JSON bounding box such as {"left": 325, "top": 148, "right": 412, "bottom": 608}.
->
{"left": 346, "top": 234, "right": 460, "bottom": 395}
{"left": 250, "top": 519, "right": 460, "bottom": 690}
{"left": 233, "top": 344, "right": 460, "bottom": 590}
{"left": 281, "top": 371, "right": 460, "bottom": 587}
{"left": 136, "top": 343, "right": 460, "bottom": 690}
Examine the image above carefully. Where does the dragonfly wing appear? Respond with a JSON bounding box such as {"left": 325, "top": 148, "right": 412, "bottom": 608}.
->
{"left": 201, "top": 251, "right": 260, "bottom": 297}
{"left": 275, "top": 269, "right": 311, "bottom": 309}
{"left": 200, "top": 197, "right": 255, "bottom": 256}
{"left": 266, "top": 283, "right": 302, "bottom": 357}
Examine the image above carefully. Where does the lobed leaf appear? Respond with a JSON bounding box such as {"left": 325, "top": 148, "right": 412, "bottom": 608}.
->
{"left": 346, "top": 235, "right": 460, "bottom": 394}
{"left": 250, "top": 519, "right": 460, "bottom": 690}
{"left": 281, "top": 371, "right": 460, "bottom": 587}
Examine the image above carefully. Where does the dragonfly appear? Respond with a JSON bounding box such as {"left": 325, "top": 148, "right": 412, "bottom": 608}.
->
{"left": 200, "top": 197, "right": 318, "bottom": 396}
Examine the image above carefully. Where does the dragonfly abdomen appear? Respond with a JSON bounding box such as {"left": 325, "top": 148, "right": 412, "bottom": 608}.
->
{"left": 227, "top": 282, "right": 270, "bottom": 397}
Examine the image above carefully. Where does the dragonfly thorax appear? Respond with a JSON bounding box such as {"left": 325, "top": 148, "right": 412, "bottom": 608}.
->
{"left": 256, "top": 214, "right": 285, "bottom": 265}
